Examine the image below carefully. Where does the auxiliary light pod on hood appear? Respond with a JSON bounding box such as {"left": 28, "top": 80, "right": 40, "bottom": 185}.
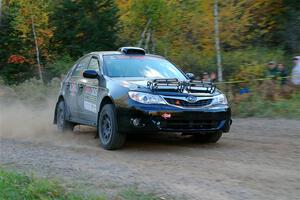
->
{"left": 147, "top": 78, "right": 216, "bottom": 94}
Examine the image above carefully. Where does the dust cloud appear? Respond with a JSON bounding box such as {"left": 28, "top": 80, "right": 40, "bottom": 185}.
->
{"left": 0, "top": 87, "right": 57, "bottom": 140}
{"left": 0, "top": 84, "right": 99, "bottom": 147}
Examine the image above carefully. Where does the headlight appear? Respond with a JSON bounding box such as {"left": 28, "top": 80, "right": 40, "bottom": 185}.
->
{"left": 212, "top": 94, "right": 228, "bottom": 105}
{"left": 128, "top": 91, "right": 166, "bottom": 104}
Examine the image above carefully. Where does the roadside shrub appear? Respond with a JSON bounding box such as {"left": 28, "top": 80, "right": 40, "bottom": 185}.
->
{"left": 231, "top": 64, "right": 265, "bottom": 82}
{"left": 228, "top": 83, "right": 300, "bottom": 119}
{"left": 2, "top": 78, "right": 61, "bottom": 107}
{"left": 222, "top": 47, "right": 287, "bottom": 77}
{"left": 0, "top": 62, "right": 35, "bottom": 85}
{"left": 45, "top": 54, "right": 74, "bottom": 80}
{"left": 169, "top": 47, "right": 287, "bottom": 80}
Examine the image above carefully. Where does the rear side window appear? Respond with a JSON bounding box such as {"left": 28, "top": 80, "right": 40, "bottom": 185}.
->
{"left": 72, "top": 56, "right": 91, "bottom": 77}
{"left": 88, "top": 57, "right": 100, "bottom": 73}
{"left": 65, "top": 63, "right": 77, "bottom": 79}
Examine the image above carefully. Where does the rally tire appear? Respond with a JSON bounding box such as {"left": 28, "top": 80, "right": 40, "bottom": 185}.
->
{"left": 56, "top": 101, "right": 75, "bottom": 132}
{"left": 98, "top": 104, "right": 126, "bottom": 150}
{"left": 193, "top": 132, "right": 223, "bottom": 143}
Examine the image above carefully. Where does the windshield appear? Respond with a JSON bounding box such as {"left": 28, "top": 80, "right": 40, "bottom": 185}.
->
{"left": 103, "top": 55, "right": 187, "bottom": 80}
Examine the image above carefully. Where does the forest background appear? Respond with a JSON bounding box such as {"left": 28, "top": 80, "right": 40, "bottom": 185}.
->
{"left": 1, "top": 0, "right": 300, "bottom": 117}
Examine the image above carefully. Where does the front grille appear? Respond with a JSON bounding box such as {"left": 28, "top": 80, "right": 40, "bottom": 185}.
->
{"left": 164, "top": 98, "right": 212, "bottom": 107}
{"left": 160, "top": 120, "right": 220, "bottom": 130}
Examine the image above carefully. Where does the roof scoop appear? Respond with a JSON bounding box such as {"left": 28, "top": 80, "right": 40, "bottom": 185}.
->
{"left": 118, "top": 47, "right": 146, "bottom": 55}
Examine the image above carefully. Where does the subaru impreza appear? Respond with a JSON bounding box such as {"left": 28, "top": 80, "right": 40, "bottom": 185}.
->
{"left": 54, "top": 47, "right": 231, "bottom": 150}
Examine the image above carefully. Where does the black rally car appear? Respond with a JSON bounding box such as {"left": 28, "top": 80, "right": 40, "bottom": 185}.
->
{"left": 54, "top": 47, "right": 231, "bottom": 150}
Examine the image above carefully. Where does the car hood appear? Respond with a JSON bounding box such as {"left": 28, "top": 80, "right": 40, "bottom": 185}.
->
{"left": 114, "top": 78, "right": 152, "bottom": 91}
{"left": 124, "top": 80, "right": 149, "bottom": 88}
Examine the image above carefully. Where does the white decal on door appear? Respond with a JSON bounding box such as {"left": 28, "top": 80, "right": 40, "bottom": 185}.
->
{"left": 84, "top": 101, "right": 97, "bottom": 113}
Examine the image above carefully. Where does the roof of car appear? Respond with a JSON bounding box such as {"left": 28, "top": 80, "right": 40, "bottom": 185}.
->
{"left": 88, "top": 51, "right": 164, "bottom": 58}
{"left": 89, "top": 51, "right": 122, "bottom": 55}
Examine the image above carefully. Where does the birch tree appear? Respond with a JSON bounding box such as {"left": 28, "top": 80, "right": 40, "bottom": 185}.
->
{"left": 0, "top": 0, "right": 2, "bottom": 26}
{"left": 10, "top": 0, "right": 52, "bottom": 82}
{"left": 214, "top": 0, "right": 222, "bottom": 82}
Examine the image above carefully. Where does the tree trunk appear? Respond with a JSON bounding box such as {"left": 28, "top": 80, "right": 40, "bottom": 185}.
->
{"left": 151, "top": 30, "right": 156, "bottom": 54}
{"left": 0, "top": 0, "right": 2, "bottom": 26}
{"left": 214, "top": 0, "right": 223, "bottom": 82}
{"left": 31, "top": 14, "right": 43, "bottom": 82}
{"left": 144, "top": 30, "right": 151, "bottom": 53}
{"left": 137, "top": 19, "right": 151, "bottom": 48}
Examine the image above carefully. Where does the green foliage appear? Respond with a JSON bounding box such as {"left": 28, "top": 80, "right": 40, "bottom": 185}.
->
{"left": 9, "top": 0, "right": 54, "bottom": 81}
{"left": 231, "top": 91, "right": 300, "bottom": 119}
{"left": 0, "top": 168, "right": 104, "bottom": 200}
{"left": 9, "top": 0, "right": 52, "bottom": 39}
{"left": 223, "top": 78, "right": 300, "bottom": 119}
{"left": 1, "top": 0, "right": 120, "bottom": 84}
{"left": 280, "top": 0, "right": 300, "bottom": 53}
{"left": 232, "top": 64, "right": 265, "bottom": 83}
{"left": 168, "top": 47, "right": 286, "bottom": 78}
{"left": 0, "top": 168, "right": 159, "bottom": 200}
{"left": 0, "top": 5, "right": 34, "bottom": 85}
{"left": 0, "top": 62, "right": 35, "bottom": 85}
{"left": 119, "top": 188, "right": 159, "bottom": 200}
{"left": 223, "top": 48, "right": 287, "bottom": 78}
{"left": 50, "top": 0, "right": 119, "bottom": 58}
{"left": 45, "top": 54, "right": 74, "bottom": 78}
{"left": 1, "top": 0, "right": 300, "bottom": 86}
{"left": 6, "top": 78, "right": 61, "bottom": 106}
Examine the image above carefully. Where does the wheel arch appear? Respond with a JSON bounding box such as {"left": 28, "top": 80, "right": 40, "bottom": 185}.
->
{"left": 99, "top": 96, "right": 114, "bottom": 112}
{"left": 97, "top": 96, "right": 115, "bottom": 123}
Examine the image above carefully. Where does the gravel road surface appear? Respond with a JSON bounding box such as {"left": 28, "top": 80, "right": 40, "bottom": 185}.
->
{"left": 0, "top": 118, "right": 299, "bottom": 200}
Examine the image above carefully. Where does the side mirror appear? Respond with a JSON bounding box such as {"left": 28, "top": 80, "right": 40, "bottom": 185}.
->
{"left": 83, "top": 70, "right": 98, "bottom": 79}
{"left": 186, "top": 72, "right": 195, "bottom": 80}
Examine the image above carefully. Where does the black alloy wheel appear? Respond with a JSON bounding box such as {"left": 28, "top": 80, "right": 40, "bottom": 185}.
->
{"left": 98, "top": 104, "right": 126, "bottom": 150}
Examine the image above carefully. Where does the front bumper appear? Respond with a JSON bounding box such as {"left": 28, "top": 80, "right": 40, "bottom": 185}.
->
{"left": 117, "top": 100, "right": 231, "bottom": 133}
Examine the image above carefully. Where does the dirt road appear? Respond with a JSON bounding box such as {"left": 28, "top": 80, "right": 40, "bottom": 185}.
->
{"left": 0, "top": 118, "right": 299, "bottom": 200}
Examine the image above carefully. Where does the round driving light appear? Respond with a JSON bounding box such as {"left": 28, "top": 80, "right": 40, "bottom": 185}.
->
{"left": 132, "top": 118, "right": 141, "bottom": 127}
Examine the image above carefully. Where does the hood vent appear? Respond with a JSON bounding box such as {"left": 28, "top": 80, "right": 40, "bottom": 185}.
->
{"left": 118, "top": 47, "right": 146, "bottom": 55}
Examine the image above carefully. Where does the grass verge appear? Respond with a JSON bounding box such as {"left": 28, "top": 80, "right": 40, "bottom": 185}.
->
{"left": 0, "top": 168, "right": 159, "bottom": 200}
{"left": 231, "top": 92, "right": 300, "bottom": 119}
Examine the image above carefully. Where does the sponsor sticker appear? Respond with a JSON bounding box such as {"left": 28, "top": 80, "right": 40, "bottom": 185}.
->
{"left": 84, "top": 86, "right": 98, "bottom": 96}
{"left": 84, "top": 86, "right": 98, "bottom": 105}
{"left": 84, "top": 101, "right": 97, "bottom": 113}
{"left": 70, "top": 83, "right": 77, "bottom": 96}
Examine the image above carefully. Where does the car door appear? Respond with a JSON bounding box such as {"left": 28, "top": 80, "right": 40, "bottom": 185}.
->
{"left": 67, "top": 56, "right": 91, "bottom": 121}
{"left": 63, "top": 63, "right": 78, "bottom": 119}
{"left": 78, "top": 55, "right": 101, "bottom": 123}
